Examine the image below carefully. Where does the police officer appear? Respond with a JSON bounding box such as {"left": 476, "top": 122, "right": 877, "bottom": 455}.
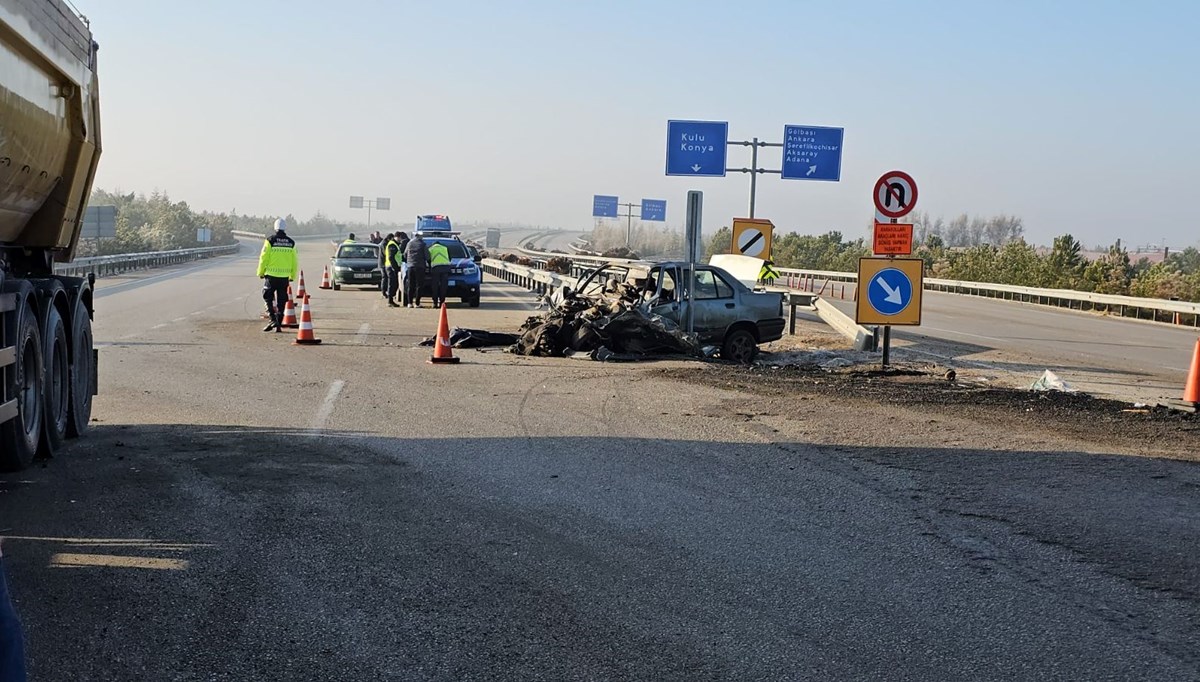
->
{"left": 383, "top": 233, "right": 402, "bottom": 307}
{"left": 378, "top": 232, "right": 392, "bottom": 298}
{"left": 428, "top": 239, "right": 451, "bottom": 308}
{"left": 257, "top": 218, "right": 299, "bottom": 332}
{"left": 343, "top": 233, "right": 357, "bottom": 245}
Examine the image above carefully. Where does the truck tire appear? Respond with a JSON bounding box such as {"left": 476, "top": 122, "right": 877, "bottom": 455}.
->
{"left": 721, "top": 327, "right": 758, "bottom": 365}
{"left": 467, "top": 296, "right": 481, "bottom": 308}
{"left": 66, "top": 300, "right": 94, "bottom": 438}
{"left": 0, "top": 304, "right": 44, "bottom": 471}
{"left": 39, "top": 305, "right": 70, "bottom": 454}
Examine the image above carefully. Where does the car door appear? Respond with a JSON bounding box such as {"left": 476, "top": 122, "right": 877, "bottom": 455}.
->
{"left": 645, "top": 266, "right": 684, "bottom": 325}
{"left": 688, "top": 268, "right": 738, "bottom": 342}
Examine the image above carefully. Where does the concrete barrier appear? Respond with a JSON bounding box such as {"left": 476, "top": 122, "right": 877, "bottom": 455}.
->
{"left": 815, "top": 298, "right": 874, "bottom": 351}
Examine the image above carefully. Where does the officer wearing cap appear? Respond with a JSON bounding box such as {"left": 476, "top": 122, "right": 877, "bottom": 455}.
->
{"left": 257, "top": 218, "right": 299, "bottom": 332}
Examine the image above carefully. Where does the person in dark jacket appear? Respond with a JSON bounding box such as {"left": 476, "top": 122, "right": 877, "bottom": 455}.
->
{"left": 404, "top": 233, "right": 430, "bottom": 308}
{"left": 0, "top": 542, "right": 26, "bottom": 682}
{"left": 395, "top": 232, "right": 411, "bottom": 306}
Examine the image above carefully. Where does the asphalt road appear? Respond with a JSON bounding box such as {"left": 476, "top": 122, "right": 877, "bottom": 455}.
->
{"left": 818, "top": 286, "right": 1198, "bottom": 403}
{"left": 0, "top": 244, "right": 1197, "bottom": 680}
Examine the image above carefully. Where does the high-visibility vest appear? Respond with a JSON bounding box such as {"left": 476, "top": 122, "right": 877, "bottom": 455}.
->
{"left": 429, "top": 243, "right": 450, "bottom": 267}
{"left": 257, "top": 234, "right": 298, "bottom": 279}
{"left": 384, "top": 239, "right": 400, "bottom": 267}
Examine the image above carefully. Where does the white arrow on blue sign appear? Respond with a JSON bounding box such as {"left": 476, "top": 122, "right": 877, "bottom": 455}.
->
{"left": 866, "top": 267, "right": 914, "bottom": 316}
{"left": 781, "top": 125, "right": 844, "bottom": 182}
{"left": 665, "top": 120, "right": 728, "bottom": 177}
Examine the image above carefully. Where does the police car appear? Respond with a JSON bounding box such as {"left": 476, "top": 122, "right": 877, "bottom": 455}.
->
{"left": 415, "top": 215, "right": 482, "bottom": 307}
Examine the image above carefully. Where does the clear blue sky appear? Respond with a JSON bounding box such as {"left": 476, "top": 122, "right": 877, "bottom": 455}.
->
{"left": 83, "top": 0, "right": 1198, "bottom": 247}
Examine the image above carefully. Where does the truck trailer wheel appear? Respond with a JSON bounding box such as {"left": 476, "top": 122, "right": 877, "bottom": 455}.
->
{"left": 39, "top": 305, "right": 70, "bottom": 454}
{"left": 0, "top": 305, "right": 44, "bottom": 471}
{"left": 66, "top": 300, "right": 94, "bottom": 438}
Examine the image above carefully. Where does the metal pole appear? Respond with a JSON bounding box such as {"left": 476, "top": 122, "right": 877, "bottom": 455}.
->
{"left": 882, "top": 325, "right": 892, "bottom": 367}
{"left": 627, "top": 208, "right": 632, "bottom": 248}
{"left": 749, "top": 137, "right": 759, "bottom": 218}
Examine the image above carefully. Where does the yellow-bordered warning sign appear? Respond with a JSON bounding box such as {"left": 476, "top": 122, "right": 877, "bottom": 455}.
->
{"left": 730, "top": 218, "right": 774, "bottom": 260}
{"left": 855, "top": 257, "right": 924, "bottom": 326}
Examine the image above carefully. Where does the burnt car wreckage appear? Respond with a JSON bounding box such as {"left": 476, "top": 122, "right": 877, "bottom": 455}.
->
{"left": 431, "top": 261, "right": 786, "bottom": 363}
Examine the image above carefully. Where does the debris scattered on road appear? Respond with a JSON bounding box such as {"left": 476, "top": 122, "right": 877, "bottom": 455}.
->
{"left": 1029, "top": 369, "right": 1075, "bottom": 393}
{"left": 511, "top": 283, "right": 700, "bottom": 360}
{"left": 419, "top": 327, "right": 520, "bottom": 349}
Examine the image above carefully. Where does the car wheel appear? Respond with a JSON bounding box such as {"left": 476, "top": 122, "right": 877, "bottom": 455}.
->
{"left": 721, "top": 328, "right": 757, "bottom": 365}
{"left": 333, "top": 282, "right": 340, "bottom": 291}
{"left": 468, "top": 297, "right": 481, "bottom": 308}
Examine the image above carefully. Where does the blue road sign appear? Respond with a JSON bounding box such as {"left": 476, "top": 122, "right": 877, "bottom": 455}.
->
{"left": 665, "top": 120, "right": 728, "bottom": 177}
{"left": 592, "top": 195, "right": 618, "bottom": 218}
{"left": 866, "top": 267, "right": 914, "bottom": 316}
{"left": 640, "top": 199, "right": 667, "bottom": 221}
{"left": 781, "top": 125, "right": 844, "bottom": 181}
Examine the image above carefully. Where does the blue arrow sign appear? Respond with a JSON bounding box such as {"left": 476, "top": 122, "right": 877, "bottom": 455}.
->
{"left": 866, "top": 267, "right": 914, "bottom": 316}
{"left": 640, "top": 199, "right": 666, "bottom": 221}
{"left": 781, "top": 125, "right": 844, "bottom": 181}
{"left": 665, "top": 120, "right": 728, "bottom": 177}
{"left": 592, "top": 195, "right": 618, "bottom": 218}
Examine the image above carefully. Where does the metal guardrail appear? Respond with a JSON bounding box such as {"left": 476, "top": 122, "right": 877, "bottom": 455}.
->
{"left": 482, "top": 258, "right": 577, "bottom": 296}
{"left": 775, "top": 267, "right": 1200, "bottom": 326}
{"left": 56, "top": 243, "right": 240, "bottom": 277}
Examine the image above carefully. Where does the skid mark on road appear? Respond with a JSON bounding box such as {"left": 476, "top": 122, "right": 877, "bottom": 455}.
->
{"left": 310, "top": 380, "right": 346, "bottom": 433}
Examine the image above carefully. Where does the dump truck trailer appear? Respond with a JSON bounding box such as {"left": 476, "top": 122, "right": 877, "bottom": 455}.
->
{"left": 0, "top": 0, "right": 101, "bottom": 470}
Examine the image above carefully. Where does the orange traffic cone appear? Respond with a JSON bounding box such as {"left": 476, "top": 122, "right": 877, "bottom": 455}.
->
{"left": 296, "top": 271, "right": 307, "bottom": 300}
{"left": 428, "top": 303, "right": 460, "bottom": 364}
{"left": 319, "top": 265, "right": 333, "bottom": 290}
{"left": 1184, "top": 338, "right": 1200, "bottom": 403}
{"left": 292, "top": 295, "right": 322, "bottom": 345}
{"left": 287, "top": 284, "right": 293, "bottom": 300}
{"left": 279, "top": 298, "right": 299, "bottom": 329}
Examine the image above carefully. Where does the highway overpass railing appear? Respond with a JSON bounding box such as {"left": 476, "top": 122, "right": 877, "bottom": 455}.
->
{"left": 56, "top": 243, "right": 241, "bottom": 277}
{"left": 508, "top": 244, "right": 1200, "bottom": 328}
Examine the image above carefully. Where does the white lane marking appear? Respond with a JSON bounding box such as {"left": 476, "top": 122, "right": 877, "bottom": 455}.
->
{"left": 356, "top": 323, "right": 370, "bottom": 344}
{"left": 172, "top": 317, "right": 187, "bottom": 323}
{"left": 151, "top": 324, "right": 167, "bottom": 330}
{"left": 310, "top": 380, "right": 346, "bottom": 433}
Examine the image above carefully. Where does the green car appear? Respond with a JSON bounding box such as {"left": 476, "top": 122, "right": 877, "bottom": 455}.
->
{"left": 330, "top": 242, "right": 382, "bottom": 290}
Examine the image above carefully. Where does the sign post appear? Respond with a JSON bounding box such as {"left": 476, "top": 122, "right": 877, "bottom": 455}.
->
{"left": 349, "top": 195, "right": 390, "bottom": 227}
{"left": 865, "top": 171, "right": 920, "bottom": 367}
{"left": 684, "top": 190, "right": 703, "bottom": 337}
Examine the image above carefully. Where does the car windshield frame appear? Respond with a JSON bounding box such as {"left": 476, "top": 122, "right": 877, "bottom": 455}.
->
{"left": 336, "top": 245, "right": 379, "bottom": 260}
